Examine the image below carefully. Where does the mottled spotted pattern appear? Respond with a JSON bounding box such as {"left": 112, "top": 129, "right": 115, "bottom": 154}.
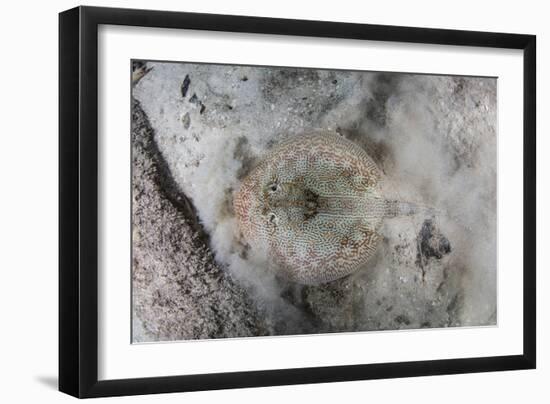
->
{"left": 234, "top": 131, "right": 400, "bottom": 285}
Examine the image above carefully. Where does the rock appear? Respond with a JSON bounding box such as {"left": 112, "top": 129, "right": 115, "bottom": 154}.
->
{"left": 131, "top": 98, "right": 266, "bottom": 341}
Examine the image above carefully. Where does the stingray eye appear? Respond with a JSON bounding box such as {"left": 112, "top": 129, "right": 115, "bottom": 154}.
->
{"left": 267, "top": 182, "right": 278, "bottom": 193}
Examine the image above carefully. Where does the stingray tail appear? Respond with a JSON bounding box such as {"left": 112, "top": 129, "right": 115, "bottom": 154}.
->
{"left": 383, "top": 199, "right": 439, "bottom": 218}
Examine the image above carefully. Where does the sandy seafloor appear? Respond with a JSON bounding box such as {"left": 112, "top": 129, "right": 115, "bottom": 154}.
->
{"left": 131, "top": 61, "right": 497, "bottom": 342}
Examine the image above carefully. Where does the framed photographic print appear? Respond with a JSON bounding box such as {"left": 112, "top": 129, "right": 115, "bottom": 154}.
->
{"left": 59, "top": 6, "right": 536, "bottom": 398}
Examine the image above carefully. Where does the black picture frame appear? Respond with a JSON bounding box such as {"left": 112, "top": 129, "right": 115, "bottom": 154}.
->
{"left": 59, "top": 5, "right": 536, "bottom": 398}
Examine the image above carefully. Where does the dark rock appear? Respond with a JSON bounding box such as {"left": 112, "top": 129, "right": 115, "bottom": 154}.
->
{"left": 394, "top": 314, "right": 411, "bottom": 326}
{"left": 365, "top": 73, "right": 400, "bottom": 128}
{"left": 416, "top": 219, "right": 452, "bottom": 264}
{"left": 181, "top": 74, "right": 191, "bottom": 98}
{"left": 189, "top": 93, "right": 206, "bottom": 114}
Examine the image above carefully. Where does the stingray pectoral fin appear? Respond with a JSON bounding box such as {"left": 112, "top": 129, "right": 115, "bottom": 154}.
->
{"left": 267, "top": 226, "right": 380, "bottom": 285}
{"left": 319, "top": 227, "right": 381, "bottom": 283}
{"left": 349, "top": 227, "right": 380, "bottom": 263}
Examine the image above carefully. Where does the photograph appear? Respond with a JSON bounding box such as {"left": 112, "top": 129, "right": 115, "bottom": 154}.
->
{"left": 0, "top": 0, "right": 543, "bottom": 401}
{"left": 131, "top": 60, "right": 497, "bottom": 343}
